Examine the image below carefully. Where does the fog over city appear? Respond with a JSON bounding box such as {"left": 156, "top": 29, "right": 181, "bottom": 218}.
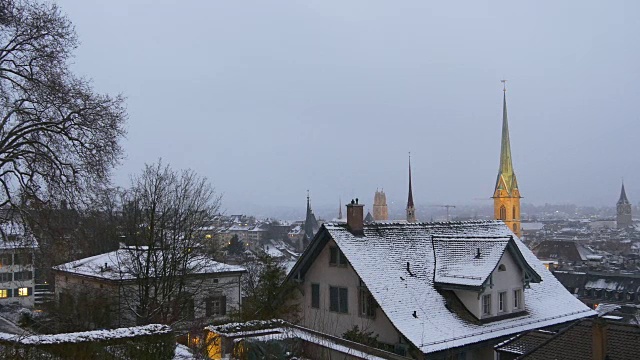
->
{"left": 58, "top": 1, "right": 640, "bottom": 216}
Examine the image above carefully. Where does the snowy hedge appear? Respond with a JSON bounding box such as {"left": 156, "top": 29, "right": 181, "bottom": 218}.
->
{"left": 0, "top": 324, "right": 175, "bottom": 360}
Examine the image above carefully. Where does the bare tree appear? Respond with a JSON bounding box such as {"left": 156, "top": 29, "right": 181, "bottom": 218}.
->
{"left": 119, "top": 160, "right": 223, "bottom": 326}
{"left": 0, "top": 0, "right": 126, "bottom": 213}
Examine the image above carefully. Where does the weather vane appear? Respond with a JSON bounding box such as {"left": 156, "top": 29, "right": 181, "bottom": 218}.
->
{"left": 501, "top": 79, "right": 507, "bottom": 92}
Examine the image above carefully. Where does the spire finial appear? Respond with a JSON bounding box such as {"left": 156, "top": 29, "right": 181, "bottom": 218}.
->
{"left": 501, "top": 79, "right": 507, "bottom": 92}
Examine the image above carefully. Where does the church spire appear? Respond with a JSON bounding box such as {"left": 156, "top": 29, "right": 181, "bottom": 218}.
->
{"left": 496, "top": 81, "right": 517, "bottom": 194}
{"left": 338, "top": 198, "right": 343, "bottom": 219}
{"left": 406, "top": 153, "right": 417, "bottom": 223}
{"left": 618, "top": 181, "right": 630, "bottom": 205}
{"left": 493, "top": 81, "right": 521, "bottom": 237}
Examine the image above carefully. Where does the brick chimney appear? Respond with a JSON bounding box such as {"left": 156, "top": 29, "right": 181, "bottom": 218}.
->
{"left": 592, "top": 319, "right": 608, "bottom": 360}
{"left": 346, "top": 198, "right": 364, "bottom": 235}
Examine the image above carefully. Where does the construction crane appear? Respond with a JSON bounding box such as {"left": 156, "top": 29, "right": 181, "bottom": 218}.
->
{"left": 430, "top": 205, "right": 456, "bottom": 221}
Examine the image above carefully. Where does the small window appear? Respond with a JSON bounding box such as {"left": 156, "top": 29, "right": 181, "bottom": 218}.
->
{"left": 205, "top": 296, "right": 227, "bottom": 317}
{"left": 498, "top": 264, "right": 506, "bottom": 272}
{"left": 329, "top": 247, "right": 348, "bottom": 267}
{"left": 329, "top": 286, "right": 348, "bottom": 313}
{"left": 499, "top": 292, "right": 507, "bottom": 312}
{"left": 514, "top": 289, "right": 522, "bottom": 309}
{"left": 513, "top": 224, "right": 518, "bottom": 233}
{"left": 512, "top": 206, "right": 516, "bottom": 219}
{"left": 359, "top": 287, "right": 376, "bottom": 318}
{"left": 499, "top": 206, "right": 506, "bottom": 221}
{"left": 0, "top": 273, "right": 12, "bottom": 282}
{"left": 482, "top": 294, "right": 491, "bottom": 316}
{"left": 0, "top": 255, "right": 12, "bottom": 267}
{"left": 311, "top": 284, "right": 320, "bottom": 309}
{"left": 0, "top": 289, "right": 7, "bottom": 298}
{"left": 17, "top": 287, "right": 30, "bottom": 297}
{"left": 13, "top": 271, "right": 32, "bottom": 281}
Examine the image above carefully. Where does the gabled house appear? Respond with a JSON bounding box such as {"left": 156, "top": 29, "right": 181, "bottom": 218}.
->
{"left": 287, "top": 200, "right": 595, "bottom": 359}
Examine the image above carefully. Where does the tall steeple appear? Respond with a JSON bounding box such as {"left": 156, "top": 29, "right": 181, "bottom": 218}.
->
{"left": 303, "top": 190, "right": 319, "bottom": 248}
{"left": 617, "top": 180, "right": 632, "bottom": 228}
{"left": 406, "top": 153, "right": 417, "bottom": 223}
{"left": 493, "top": 81, "right": 522, "bottom": 237}
{"left": 338, "top": 198, "right": 343, "bottom": 220}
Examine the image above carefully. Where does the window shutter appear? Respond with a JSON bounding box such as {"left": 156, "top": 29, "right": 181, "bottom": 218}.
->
{"left": 7, "top": 289, "right": 11, "bottom": 297}
{"left": 339, "top": 288, "right": 348, "bottom": 313}
{"left": 329, "top": 287, "right": 338, "bottom": 311}
{"left": 206, "top": 298, "right": 212, "bottom": 317}
{"left": 27, "top": 287, "right": 32, "bottom": 296}
{"left": 220, "top": 296, "right": 227, "bottom": 316}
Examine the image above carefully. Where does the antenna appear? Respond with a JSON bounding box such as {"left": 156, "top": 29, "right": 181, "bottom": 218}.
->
{"left": 501, "top": 79, "right": 507, "bottom": 92}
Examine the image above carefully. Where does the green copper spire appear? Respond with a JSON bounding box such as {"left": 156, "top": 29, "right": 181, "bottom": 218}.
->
{"left": 495, "top": 83, "right": 518, "bottom": 195}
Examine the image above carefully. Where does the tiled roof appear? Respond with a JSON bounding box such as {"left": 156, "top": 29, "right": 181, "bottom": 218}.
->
{"left": 320, "top": 220, "right": 594, "bottom": 354}
{"left": 494, "top": 330, "right": 554, "bottom": 356}
{"left": 521, "top": 319, "right": 640, "bottom": 360}
{"left": 433, "top": 236, "right": 511, "bottom": 288}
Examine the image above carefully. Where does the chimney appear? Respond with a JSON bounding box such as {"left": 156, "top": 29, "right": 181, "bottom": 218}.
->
{"left": 346, "top": 198, "right": 364, "bottom": 235}
{"left": 592, "top": 319, "right": 608, "bottom": 360}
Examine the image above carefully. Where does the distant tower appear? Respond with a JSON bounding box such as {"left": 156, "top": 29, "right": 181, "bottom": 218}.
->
{"left": 302, "top": 191, "right": 319, "bottom": 251}
{"left": 373, "top": 189, "right": 389, "bottom": 221}
{"left": 406, "top": 154, "right": 417, "bottom": 223}
{"left": 617, "top": 181, "right": 632, "bottom": 229}
{"left": 493, "top": 81, "right": 522, "bottom": 237}
{"left": 338, "top": 198, "right": 343, "bottom": 220}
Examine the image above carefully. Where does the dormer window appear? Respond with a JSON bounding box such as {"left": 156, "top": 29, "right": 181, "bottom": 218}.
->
{"left": 514, "top": 289, "right": 522, "bottom": 309}
{"left": 498, "top": 264, "right": 506, "bottom": 272}
{"left": 482, "top": 294, "right": 491, "bottom": 316}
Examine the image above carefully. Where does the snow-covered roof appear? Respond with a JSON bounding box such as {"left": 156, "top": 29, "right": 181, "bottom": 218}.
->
{"left": 433, "top": 236, "right": 515, "bottom": 288}
{"left": 290, "top": 220, "right": 595, "bottom": 354}
{"left": 0, "top": 324, "right": 171, "bottom": 345}
{"left": 53, "top": 249, "right": 246, "bottom": 281}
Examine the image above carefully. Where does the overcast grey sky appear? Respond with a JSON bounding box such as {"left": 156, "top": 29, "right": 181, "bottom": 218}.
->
{"left": 57, "top": 0, "right": 639, "bottom": 214}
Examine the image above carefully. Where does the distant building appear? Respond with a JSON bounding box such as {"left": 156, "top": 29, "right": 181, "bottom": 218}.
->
{"left": 288, "top": 200, "right": 593, "bottom": 359}
{"left": 493, "top": 84, "right": 522, "bottom": 237}
{"left": 531, "top": 240, "right": 594, "bottom": 267}
{"left": 0, "top": 237, "right": 36, "bottom": 308}
{"left": 617, "top": 181, "right": 632, "bottom": 229}
{"left": 53, "top": 248, "right": 245, "bottom": 328}
{"left": 372, "top": 189, "right": 388, "bottom": 221}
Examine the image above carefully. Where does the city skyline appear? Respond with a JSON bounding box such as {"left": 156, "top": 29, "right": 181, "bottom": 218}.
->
{"left": 57, "top": 1, "right": 640, "bottom": 211}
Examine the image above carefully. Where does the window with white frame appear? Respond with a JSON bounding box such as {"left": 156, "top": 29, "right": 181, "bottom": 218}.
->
{"left": 482, "top": 294, "right": 491, "bottom": 316}
{"left": 17, "top": 287, "right": 29, "bottom": 297}
{"left": 514, "top": 289, "right": 522, "bottom": 309}
{"left": 499, "top": 291, "right": 507, "bottom": 312}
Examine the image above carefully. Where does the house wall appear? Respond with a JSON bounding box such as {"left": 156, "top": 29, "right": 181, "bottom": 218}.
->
{"left": 299, "top": 238, "right": 401, "bottom": 346}
{"left": 483, "top": 250, "right": 524, "bottom": 318}
{"left": 454, "top": 250, "right": 524, "bottom": 320}
{"left": 0, "top": 248, "right": 35, "bottom": 308}
{"left": 55, "top": 271, "right": 243, "bottom": 328}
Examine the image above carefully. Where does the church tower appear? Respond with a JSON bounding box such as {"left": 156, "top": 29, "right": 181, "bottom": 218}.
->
{"left": 493, "top": 82, "right": 522, "bottom": 237}
{"left": 406, "top": 154, "right": 417, "bottom": 223}
{"left": 617, "top": 181, "right": 632, "bottom": 229}
{"left": 373, "top": 189, "right": 389, "bottom": 221}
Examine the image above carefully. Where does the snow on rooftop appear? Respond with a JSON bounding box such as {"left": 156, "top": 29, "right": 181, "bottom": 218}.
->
{"left": 53, "top": 249, "right": 246, "bottom": 280}
{"left": 433, "top": 236, "right": 510, "bottom": 287}
{"left": 323, "top": 220, "right": 595, "bottom": 354}
{"left": 0, "top": 324, "right": 171, "bottom": 345}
